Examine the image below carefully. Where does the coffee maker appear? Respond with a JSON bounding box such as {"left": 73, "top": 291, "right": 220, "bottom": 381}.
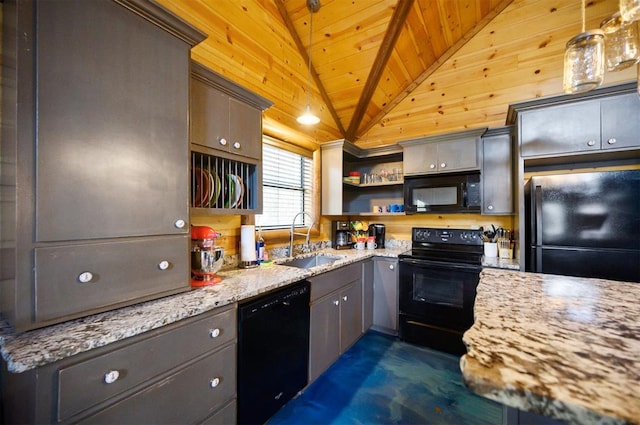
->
{"left": 368, "top": 223, "right": 385, "bottom": 249}
{"left": 332, "top": 220, "right": 352, "bottom": 249}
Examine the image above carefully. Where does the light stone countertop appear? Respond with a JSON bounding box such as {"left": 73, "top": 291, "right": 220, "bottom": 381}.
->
{"left": 0, "top": 247, "right": 405, "bottom": 373}
{"left": 460, "top": 268, "right": 640, "bottom": 425}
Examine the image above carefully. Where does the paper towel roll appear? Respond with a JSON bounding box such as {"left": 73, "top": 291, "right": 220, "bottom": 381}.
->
{"left": 240, "top": 225, "right": 257, "bottom": 262}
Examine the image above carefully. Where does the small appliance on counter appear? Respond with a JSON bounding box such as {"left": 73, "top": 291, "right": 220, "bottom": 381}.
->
{"left": 190, "top": 225, "right": 224, "bottom": 287}
{"left": 368, "top": 223, "right": 386, "bottom": 249}
{"left": 332, "top": 220, "right": 353, "bottom": 249}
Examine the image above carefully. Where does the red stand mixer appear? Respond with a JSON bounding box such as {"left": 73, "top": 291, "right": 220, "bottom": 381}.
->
{"left": 190, "top": 226, "right": 224, "bottom": 287}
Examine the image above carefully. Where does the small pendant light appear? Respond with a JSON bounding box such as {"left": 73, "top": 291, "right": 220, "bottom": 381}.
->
{"left": 600, "top": 13, "right": 640, "bottom": 72}
{"left": 297, "top": 0, "right": 321, "bottom": 125}
{"left": 620, "top": 0, "right": 640, "bottom": 22}
{"left": 563, "top": 0, "right": 605, "bottom": 94}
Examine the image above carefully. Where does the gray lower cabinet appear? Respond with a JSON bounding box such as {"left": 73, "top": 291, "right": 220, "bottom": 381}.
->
{"left": 0, "top": 0, "right": 206, "bottom": 331}
{"left": 309, "top": 263, "right": 364, "bottom": 383}
{"left": 362, "top": 260, "right": 374, "bottom": 332}
{"left": 481, "top": 126, "right": 513, "bottom": 215}
{"left": 372, "top": 258, "right": 398, "bottom": 335}
{"left": 1, "top": 305, "right": 237, "bottom": 425}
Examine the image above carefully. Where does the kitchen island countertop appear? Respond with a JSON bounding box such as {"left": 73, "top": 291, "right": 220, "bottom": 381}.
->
{"left": 0, "top": 248, "right": 405, "bottom": 373}
{"left": 461, "top": 268, "right": 639, "bottom": 425}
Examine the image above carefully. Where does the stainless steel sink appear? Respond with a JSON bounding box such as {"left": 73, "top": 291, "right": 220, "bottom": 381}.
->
{"left": 278, "top": 254, "right": 342, "bottom": 269}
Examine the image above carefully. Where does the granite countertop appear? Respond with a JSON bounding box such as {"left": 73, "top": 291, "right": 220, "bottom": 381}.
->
{"left": 461, "top": 268, "right": 640, "bottom": 425}
{"left": 0, "top": 247, "right": 405, "bottom": 373}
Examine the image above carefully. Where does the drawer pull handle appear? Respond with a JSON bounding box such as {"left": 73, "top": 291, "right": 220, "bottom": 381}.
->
{"left": 389, "top": 264, "right": 395, "bottom": 270}
{"left": 487, "top": 205, "right": 494, "bottom": 210}
{"left": 104, "top": 370, "right": 120, "bottom": 384}
{"left": 78, "top": 271, "right": 94, "bottom": 283}
{"left": 174, "top": 219, "right": 186, "bottom": 229}
{"left": 210, "top": 377, "right": 220, "bottom": 388}
{"left": 158, "top": 261, "right": 170, "bottom": 271}
{"left": 607, "top": 138, "right": 617, "bottom": 145}
{"left": 219, "top": 138, "right": 227, "bottom": 146}
{"left": 440, "top": 162, "right": 447, "bottom": 168}
{"left": 210, "top": 328, "right": 221, "bottom": 338}
{"left": 429, "top": 164, "right": 436, "bottom": 169}
{"left": 233, "top": 141, "right": 241, "bottom": 150}
{"left": 587, "top": 140, "right": 596, "bottom": 147}
{"left": 333, "top": 300, "right": 340, "bottom": 306}
{"left": 342, "top": 295, "right": 348, "bottom": 302}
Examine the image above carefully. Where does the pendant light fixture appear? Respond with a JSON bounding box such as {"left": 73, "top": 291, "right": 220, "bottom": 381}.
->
{"left": 297, "top": 0, "right": 321, "bottom": 125}
{"left": 600, "top": 13, "right": 640, "bottom": 72}
{"left": 563, "top": 0, "right": 605, "bottom": 94}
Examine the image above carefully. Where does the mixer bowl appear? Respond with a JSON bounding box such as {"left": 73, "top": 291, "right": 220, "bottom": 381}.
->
{"left": 191, "top": 246, "right": 224, "bottom": 280}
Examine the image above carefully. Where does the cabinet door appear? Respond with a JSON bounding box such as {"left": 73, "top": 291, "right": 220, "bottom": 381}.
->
{"left": 190, "top": 78, "right": 230, "bottom": 152}
{"left": 482, "top": 130, "right": 513, "bottom": 214}
{"left": 340, "top": 281, "right": 363, "bottom": 351}
{"left": 403, "top": 143, "right": 438, "bottom": 175}
{"left": 229, "top": 98, "right": 262, "bottom": 159}
{"left": 362, "top": 260, "right": 374, "bottom": 332}
{"left": 601, "top": 93, "right": 640, "bottom": 151}
{"left": 373, "top": 259, "right": 398, "bottom": 333}
{"left": 520, "top": 101, "right": 601, "bottom": 157}
{"left": 437, "top": 138, "right": 478, "bottom": 171}
{"left": 35, "top": 0, "right": 189, "bottom": 242}
{"left": 309, "top": 294, "right": 341, "bottom": 383}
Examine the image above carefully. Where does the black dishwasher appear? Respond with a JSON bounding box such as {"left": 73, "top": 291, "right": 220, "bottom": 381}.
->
{"left": 237, "top": 280, "right": 310, "bottom": 424}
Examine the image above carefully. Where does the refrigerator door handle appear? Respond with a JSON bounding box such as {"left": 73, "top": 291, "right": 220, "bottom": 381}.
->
{"left": 534, "top": 185, "right": 543, "bottom": 246}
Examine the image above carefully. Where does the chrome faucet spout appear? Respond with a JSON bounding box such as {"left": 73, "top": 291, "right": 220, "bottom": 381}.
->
{"left": 290, "top": 211, "right": 313, "bottom": 256}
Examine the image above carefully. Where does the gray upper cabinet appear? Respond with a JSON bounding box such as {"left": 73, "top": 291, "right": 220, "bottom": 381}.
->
{"left": 481, "top": 126, "right": 513, "bottom": 215}
{"left": 190, "top": 61, "right": 271, "bottom": 161}
{"left": 399, "top": 128, "right": 486, "bottom": 175}
{"left": 0, "top": 0, "right": 206, "bottom": 331}
{"left": 512, "top": 84, "right": 640, "bottom": 158}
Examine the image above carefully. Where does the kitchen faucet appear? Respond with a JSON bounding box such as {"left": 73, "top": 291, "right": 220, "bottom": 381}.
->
{"left": 290, "top": 211, "right": 313, "bottom": 256}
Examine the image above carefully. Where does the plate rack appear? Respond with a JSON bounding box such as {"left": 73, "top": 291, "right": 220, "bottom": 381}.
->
{"left": 191, "top": 152, "right": 257, "bottom": 211}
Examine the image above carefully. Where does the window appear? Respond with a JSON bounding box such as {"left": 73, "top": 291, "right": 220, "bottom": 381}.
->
{"left": 256, "top": 139, "right": 312, "bottom": 229}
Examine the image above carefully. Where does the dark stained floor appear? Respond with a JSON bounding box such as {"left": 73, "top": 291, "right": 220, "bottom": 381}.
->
{"left": 268, "top": 331, "right": 503, "bottom": 425}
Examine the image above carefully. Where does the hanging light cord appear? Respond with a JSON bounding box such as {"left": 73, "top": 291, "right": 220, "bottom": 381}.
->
{"left": 306, "top": 11, "right": 314, "bottom": 108}
{"left": 581, "top": 0, "right": 585, "bottom": 33}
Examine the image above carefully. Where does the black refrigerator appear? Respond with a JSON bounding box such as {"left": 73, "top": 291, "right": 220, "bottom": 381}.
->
{"left": 525, "top": 170, "right": 640, "bottom": 283}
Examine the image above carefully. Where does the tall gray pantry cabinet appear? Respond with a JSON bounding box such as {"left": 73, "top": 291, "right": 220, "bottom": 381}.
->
{"left": 0, "top": 0, "right": 206, "bottom": 331}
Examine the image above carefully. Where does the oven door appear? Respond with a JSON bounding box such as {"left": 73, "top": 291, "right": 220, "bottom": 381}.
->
{"left": 398, "top": 257, "right": 480, "bottom": 331}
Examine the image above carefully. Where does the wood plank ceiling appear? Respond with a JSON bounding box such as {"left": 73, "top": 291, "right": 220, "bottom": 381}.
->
{"left": 157, "top": 0, "right": 636, "bottom": 150}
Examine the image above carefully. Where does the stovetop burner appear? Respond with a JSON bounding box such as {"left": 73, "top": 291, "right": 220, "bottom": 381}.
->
{"left": 399, "top": 227, "right": 484, "bottom": 265}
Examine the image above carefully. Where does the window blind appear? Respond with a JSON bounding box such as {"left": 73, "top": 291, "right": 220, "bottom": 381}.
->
{"left": 257, "top": 143, "right": 312, "bottom": 229}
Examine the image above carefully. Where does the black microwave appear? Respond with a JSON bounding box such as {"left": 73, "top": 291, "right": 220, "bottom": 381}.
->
{"left": 404, "top": 172, "right": 481, "bottom": 213}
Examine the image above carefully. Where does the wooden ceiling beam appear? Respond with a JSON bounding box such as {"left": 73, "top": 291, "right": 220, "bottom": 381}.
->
{"left": 355, "top": 0, "right": 515, "bottom": 140}
{"left": 345, "top": 0, "right": 415, "bottom": 141}
{"left": 275, "top": 0, "right": 346, "bottom": 135}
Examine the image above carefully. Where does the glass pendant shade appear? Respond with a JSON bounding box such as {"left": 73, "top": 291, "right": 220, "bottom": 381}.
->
{"left": 620, "top": 0, "right": 640, "bottom": 22}
{"left": 563, "top": 30, "right": 606, "bottom": 94}
{"left": 296, "top": 105, "right": 320, "bottom": 125}
{"left": 601, "top": 13, "right": 640, "bottom": 71}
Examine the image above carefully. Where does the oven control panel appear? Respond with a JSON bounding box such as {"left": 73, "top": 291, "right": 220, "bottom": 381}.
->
{"left": 412, "top": 227, "right": 483, "bottom": 245}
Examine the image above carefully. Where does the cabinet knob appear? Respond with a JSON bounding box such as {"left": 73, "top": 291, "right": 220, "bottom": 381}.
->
{"left": 232, "top": 141, "right": 241, "bottom": 150}
{"left": 487, "top": 205, "right": 494, "bottom": 210}
{"left": 342, "top": 295, "right": 348, "bottom": 302}
{"left": 333, "top": 300, "right": 340, "bottom": 306}
{"left": 174, "top": 219, "right": 186, "bottom": 229}
{"left": 429, "top": 164, "right": 436, "bottom": 169}
{"left": 104, "top": 370, "right": 120, "bottom": 384}
{"left": 440, "top": 162, "right": 447, "bottom": 168}
{"left": 210, "top": 328, "right": 221, "bottom": 338}
{"left": 78, "top": 271, "right": 94, "bottom": 283}
{"left": 389, "top": 264, "right": 395, "bottom": 270}
{"left": 218, "top": 138, "right": 228, "bottom": 146}
{"left": 158, "top": 260, "right": 171, "bottom": 270}
{"left": 587, "top": 140, "right": 596, "bottom": 147}
{"left": 210, "top": 377, "right": 220, "bottom": 388}
{"left": 607, "top": 138, "right": 617, "bottom": 145}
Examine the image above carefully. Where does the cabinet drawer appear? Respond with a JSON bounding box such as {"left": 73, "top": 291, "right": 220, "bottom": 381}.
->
{"left": 199, "top": 399, "right": 237, "bottom": 425}
{"left": 34, "top": 236, "right": 189, "bottom": 322}
{"left": 57, "top": 305, "right": 237, "bottom": 421}
{"left": 310, "top": 263, "right": 361, "bottom": 301}
{"left": 79, "top": 344, "right": 236, "bottom": 424}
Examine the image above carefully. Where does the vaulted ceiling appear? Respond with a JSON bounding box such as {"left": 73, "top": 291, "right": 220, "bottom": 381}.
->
{"left": 157, "top": 0, "right": 636, "bottom": 150}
